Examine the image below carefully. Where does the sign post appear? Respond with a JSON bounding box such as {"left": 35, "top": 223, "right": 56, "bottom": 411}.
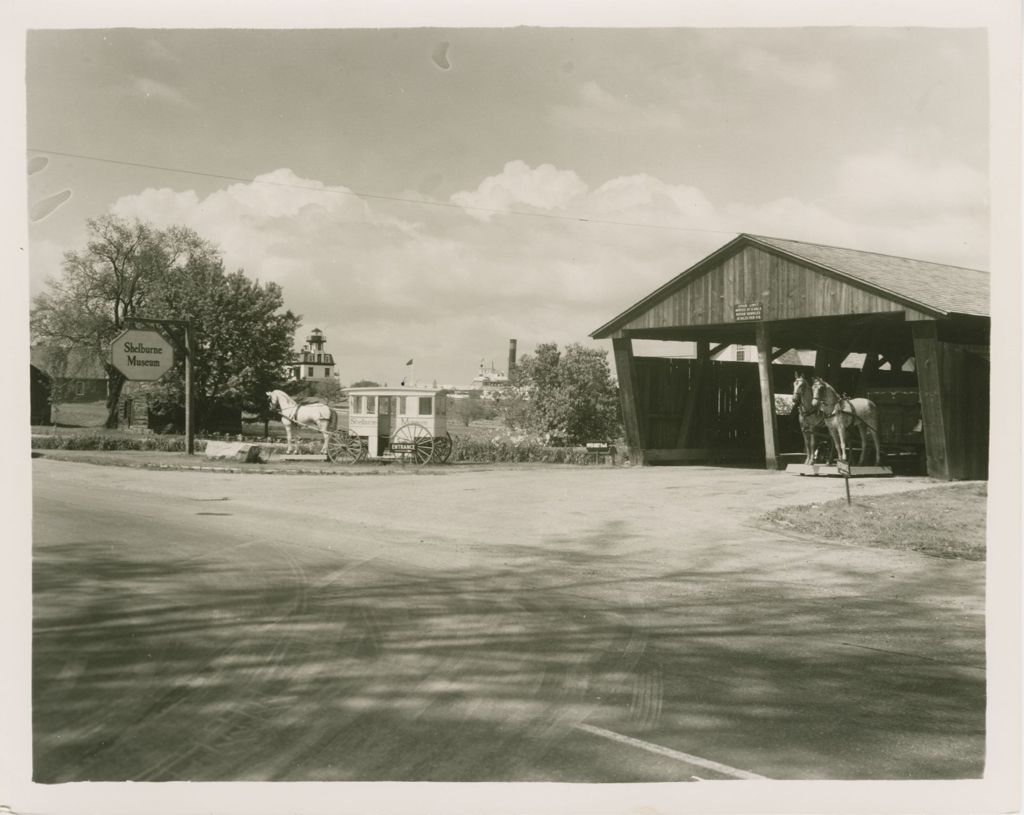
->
{"left": 837, "top": 458, "right": 852, "bottom": 504}
{"left": 184, "top": 322, "right": 194, "bottom": 456}
{"left": 110, "top": 319, "right": 195, "bottom": 455}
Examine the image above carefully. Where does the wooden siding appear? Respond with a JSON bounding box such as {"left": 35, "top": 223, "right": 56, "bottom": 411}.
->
{"left": 621, "top": 246, "right": 932, "bottom": 331}
{"left": 912, "top": 321, "right": 989, "bottom": 480}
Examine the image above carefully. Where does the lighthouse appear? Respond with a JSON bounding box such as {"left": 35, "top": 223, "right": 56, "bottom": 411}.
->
{"left": 289, "top": 328, "right": 339, "bottom": 382}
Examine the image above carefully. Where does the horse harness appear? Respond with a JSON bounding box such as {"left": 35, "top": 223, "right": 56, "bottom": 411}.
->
{"left": 270, "top": 395, "right": 304, "bottom": 424}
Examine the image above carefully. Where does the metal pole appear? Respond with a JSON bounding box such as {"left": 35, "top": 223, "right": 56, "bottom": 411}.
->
{"left": 185, "top": 321, "right": 194, "bottom": 455}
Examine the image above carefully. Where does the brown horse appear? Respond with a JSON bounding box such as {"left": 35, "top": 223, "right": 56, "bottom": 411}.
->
{"left": 811, "top": 377, "right": 882, "bottom": 465}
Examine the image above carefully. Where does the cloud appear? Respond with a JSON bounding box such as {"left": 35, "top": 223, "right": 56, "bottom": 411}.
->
{"left": 549, "top": 80, "right": 686, "bottom": 133}
{"left": 143, "top": 38, "right": 178, "bottom": 64}
{"left": 589, "top": 174, "right": 716, "bottom": 224}
{"left": 99, "top": 158, "right": 988, "bottom": 385}
{"left": 449, "top": 160, "right": 587, "bottom": 221}
{"left": 735, "top": 49, "right": 839, "bottom": 90}
{"left": 130, "top": 77, "right": 193, "bottom": 107}
{"left": 833, "top": 150, "right": 988, "bottom": 214}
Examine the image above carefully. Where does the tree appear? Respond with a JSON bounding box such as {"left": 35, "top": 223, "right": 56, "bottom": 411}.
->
{"left": 142, "top": 259, "right": 300, "bottom": 429}
{"left": 291, "top": 378, "right": 344, "bottom": 403}
{"left": 31, "top": 215, "right": 300, "bottom": 432}
{"left": 350, "top": 380, "right": 380, "bottom": 388}
{"left": 449, "top": 394, "right": 492, "bottom": 427}
{"left": 31, "top": 215, "right": 221, "bottom": 427}
{"left": 508, "top": 342, "right": 622, "bottom": 444}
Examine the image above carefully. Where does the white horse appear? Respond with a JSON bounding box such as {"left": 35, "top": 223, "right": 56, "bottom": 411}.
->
{"left": 811, "top": 377, "right": 883, "bottom": 466}
{"left": 266, "top": 389, "right": 337, "bottom": 456}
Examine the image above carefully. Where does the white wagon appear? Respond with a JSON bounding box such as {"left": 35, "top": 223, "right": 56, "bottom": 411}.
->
{"left": 345, "top": 386, "right": 453, "bottom": 464}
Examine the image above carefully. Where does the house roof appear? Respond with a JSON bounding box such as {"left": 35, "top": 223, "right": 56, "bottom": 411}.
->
{"left": 30, "top": 346, "right": 109, "bottom": 379}
{"left": 591, "top": 233, "right": 990, "bottom": 339}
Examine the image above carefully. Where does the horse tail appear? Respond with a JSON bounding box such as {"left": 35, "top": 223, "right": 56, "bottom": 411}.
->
{"left": 328, "top": 406, "right": 339, "bottom": 432}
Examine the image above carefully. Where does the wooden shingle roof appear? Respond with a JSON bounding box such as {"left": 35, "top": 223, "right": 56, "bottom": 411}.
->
{"left": 591, "top": 233, "right": 989, "bottom": 339}
{"left": 747, "top": 235, "right": 989, "bottom": 318}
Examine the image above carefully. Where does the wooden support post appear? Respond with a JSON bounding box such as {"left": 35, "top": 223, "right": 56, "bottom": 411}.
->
{"left": 184, "top": 321, "right": 195, "bottom": 455}
{"left": 612, "top": 336, "right": 645, "bottom": 465}
{"left": 755, "top": 322, "right": 779, "bottom": 470}
{"left": 911, "top": 321, "right": 950, "bottom": 480}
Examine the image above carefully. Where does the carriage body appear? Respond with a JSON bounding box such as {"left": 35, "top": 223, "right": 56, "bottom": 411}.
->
{"left": 345, "top": 386, "right": 452, "bottom": 463}
{"left": 866, "top": 387, "right": 924, "bottom": 468}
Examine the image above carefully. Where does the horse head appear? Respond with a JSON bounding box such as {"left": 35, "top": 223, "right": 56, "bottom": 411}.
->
{"left": 266, "top": 390, "right": 280, "bottom": 411}
{"left": 792, "top": 373, "right": 814, "bottom": 413}
{"left": 810, "top": 377, "right": 835, "bottom": 411}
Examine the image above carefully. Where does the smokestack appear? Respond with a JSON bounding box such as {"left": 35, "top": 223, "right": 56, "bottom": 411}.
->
{"left": 508, "top": 339, "right": 517, "bottom": 375}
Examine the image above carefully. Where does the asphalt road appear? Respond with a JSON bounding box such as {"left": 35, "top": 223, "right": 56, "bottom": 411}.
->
{"left": 31, "top": 458, "right": 985, "bottom": 782}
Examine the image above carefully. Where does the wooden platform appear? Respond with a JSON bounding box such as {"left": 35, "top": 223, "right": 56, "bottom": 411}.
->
{"left": 786, "top": 463, "right": 894, "bottom": 478}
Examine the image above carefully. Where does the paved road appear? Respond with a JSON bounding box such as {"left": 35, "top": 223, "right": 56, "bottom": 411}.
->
{"left": 31, "top": 458, "right": 985, "bottom": 782}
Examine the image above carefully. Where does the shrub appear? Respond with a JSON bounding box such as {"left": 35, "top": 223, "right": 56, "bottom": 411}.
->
{"left": 30, "top": 430, "right": 614, "bottom": 464}
{"left": 449, "top": 436, "right": 594, "bottom": 464}
{"left": 31, "top": 433, "right": 209, "bottom": 452}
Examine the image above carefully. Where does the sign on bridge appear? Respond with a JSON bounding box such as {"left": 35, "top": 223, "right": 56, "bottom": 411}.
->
{"left": 110, "top": 329, "right": 176, "bottom": 381}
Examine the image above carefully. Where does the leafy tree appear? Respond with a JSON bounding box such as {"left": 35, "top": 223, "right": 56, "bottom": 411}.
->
{"left": 291, "top": 378, "right": 344, "bottom": 403}
{"left": 509, "top": 342, "right": 622, "bottom": 444}
{"left": 350, "top": 379, "right": 380, "bottom": 387}
{"left": 31, "top": 215, "right": 221, "bottom": 427}
{"left": 492, "top": 390, "right": 532, "bottom": 433}
{"left": 142, "top": 259, "right": 300, "bottom": 429}
{"left": 450, "top": 394, "right": 492, "bottom": 426}
{"left": 31, "top": 215, "right": 300, "bottom": 432}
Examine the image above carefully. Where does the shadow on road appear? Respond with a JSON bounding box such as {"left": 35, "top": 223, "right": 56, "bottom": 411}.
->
{"left": 33, "top": 521, "right": 985, "bottom": 782}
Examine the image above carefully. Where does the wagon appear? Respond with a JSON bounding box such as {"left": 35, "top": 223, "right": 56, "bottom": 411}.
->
{"left": 866, "top": 387, "right": 925, "bottom": 470}
{"left": 343, "top": 386, "right": 453, "bottom": 464}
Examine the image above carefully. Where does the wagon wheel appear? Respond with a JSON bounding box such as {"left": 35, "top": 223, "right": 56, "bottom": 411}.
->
{"left": 391, "top": 423, "right": 435, "bottom": 464}
{"left": 327, "top": 430, "right": 367, "bottom": 463}
{"left": 432, "top": 431, "right": 453, "bottom": 463}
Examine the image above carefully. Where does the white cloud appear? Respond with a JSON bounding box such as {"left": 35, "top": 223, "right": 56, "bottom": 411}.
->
{"left": 834, "top": 150, "right": 988, "bottom": 214}
{"left": 130, "top": 77, "right": 193, "bottom": 107}
{"left": 549, "top": 80, "right": 686, "bottom": 133}
{"left": 143, "top": 38, "right": 178, "bottom": 64}
{"left": 735, "top": 49, "right": 839, "bottom": 90}
{"left": 449, "top": 160, "right": 587, "bottom": 221}
{"left": 589, "top": 174, "right": 716, "bottom": 224}
{"left": 28, "top": 238, "right": 70, "bottom": 295}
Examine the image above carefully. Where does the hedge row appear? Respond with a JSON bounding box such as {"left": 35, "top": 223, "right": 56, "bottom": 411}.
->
{"left": 30, "top": 432, "right": 616, "bottom": 464}
{"left": 31, "top": 433, "right": 209, "bottom": 452}
{"left": 449, "top": 437, "right": 596, "bottom": 464}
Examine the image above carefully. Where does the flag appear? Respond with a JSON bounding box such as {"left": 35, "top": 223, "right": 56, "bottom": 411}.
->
{"left": 405, "top": 359, "right": 413, "bottom": 366}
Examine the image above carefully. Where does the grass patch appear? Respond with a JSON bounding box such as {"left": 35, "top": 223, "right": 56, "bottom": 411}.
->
{"left": 762, "top": 483, "right": 987, "bottom": 561}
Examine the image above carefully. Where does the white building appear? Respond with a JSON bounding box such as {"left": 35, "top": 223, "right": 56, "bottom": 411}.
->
{"left": 288, "top": 328, "right": 339, "bottom": 383}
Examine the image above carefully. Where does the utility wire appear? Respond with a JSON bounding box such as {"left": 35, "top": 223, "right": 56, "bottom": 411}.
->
{"left": 27, "top": 146, "right": 741, "bottom": 237}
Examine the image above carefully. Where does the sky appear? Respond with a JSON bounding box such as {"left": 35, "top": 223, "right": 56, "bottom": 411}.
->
{"left": 23, "top": 25, "right": 993, "bottom": 387}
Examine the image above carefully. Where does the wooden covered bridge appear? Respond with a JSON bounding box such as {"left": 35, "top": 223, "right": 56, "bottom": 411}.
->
{"left": 591, "top": 234, "right": 990, "bottom": 480}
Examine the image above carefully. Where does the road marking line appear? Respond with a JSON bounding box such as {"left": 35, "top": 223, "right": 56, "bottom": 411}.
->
{"left": 574, "top": 723, "right": 768, "bottom": 780}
